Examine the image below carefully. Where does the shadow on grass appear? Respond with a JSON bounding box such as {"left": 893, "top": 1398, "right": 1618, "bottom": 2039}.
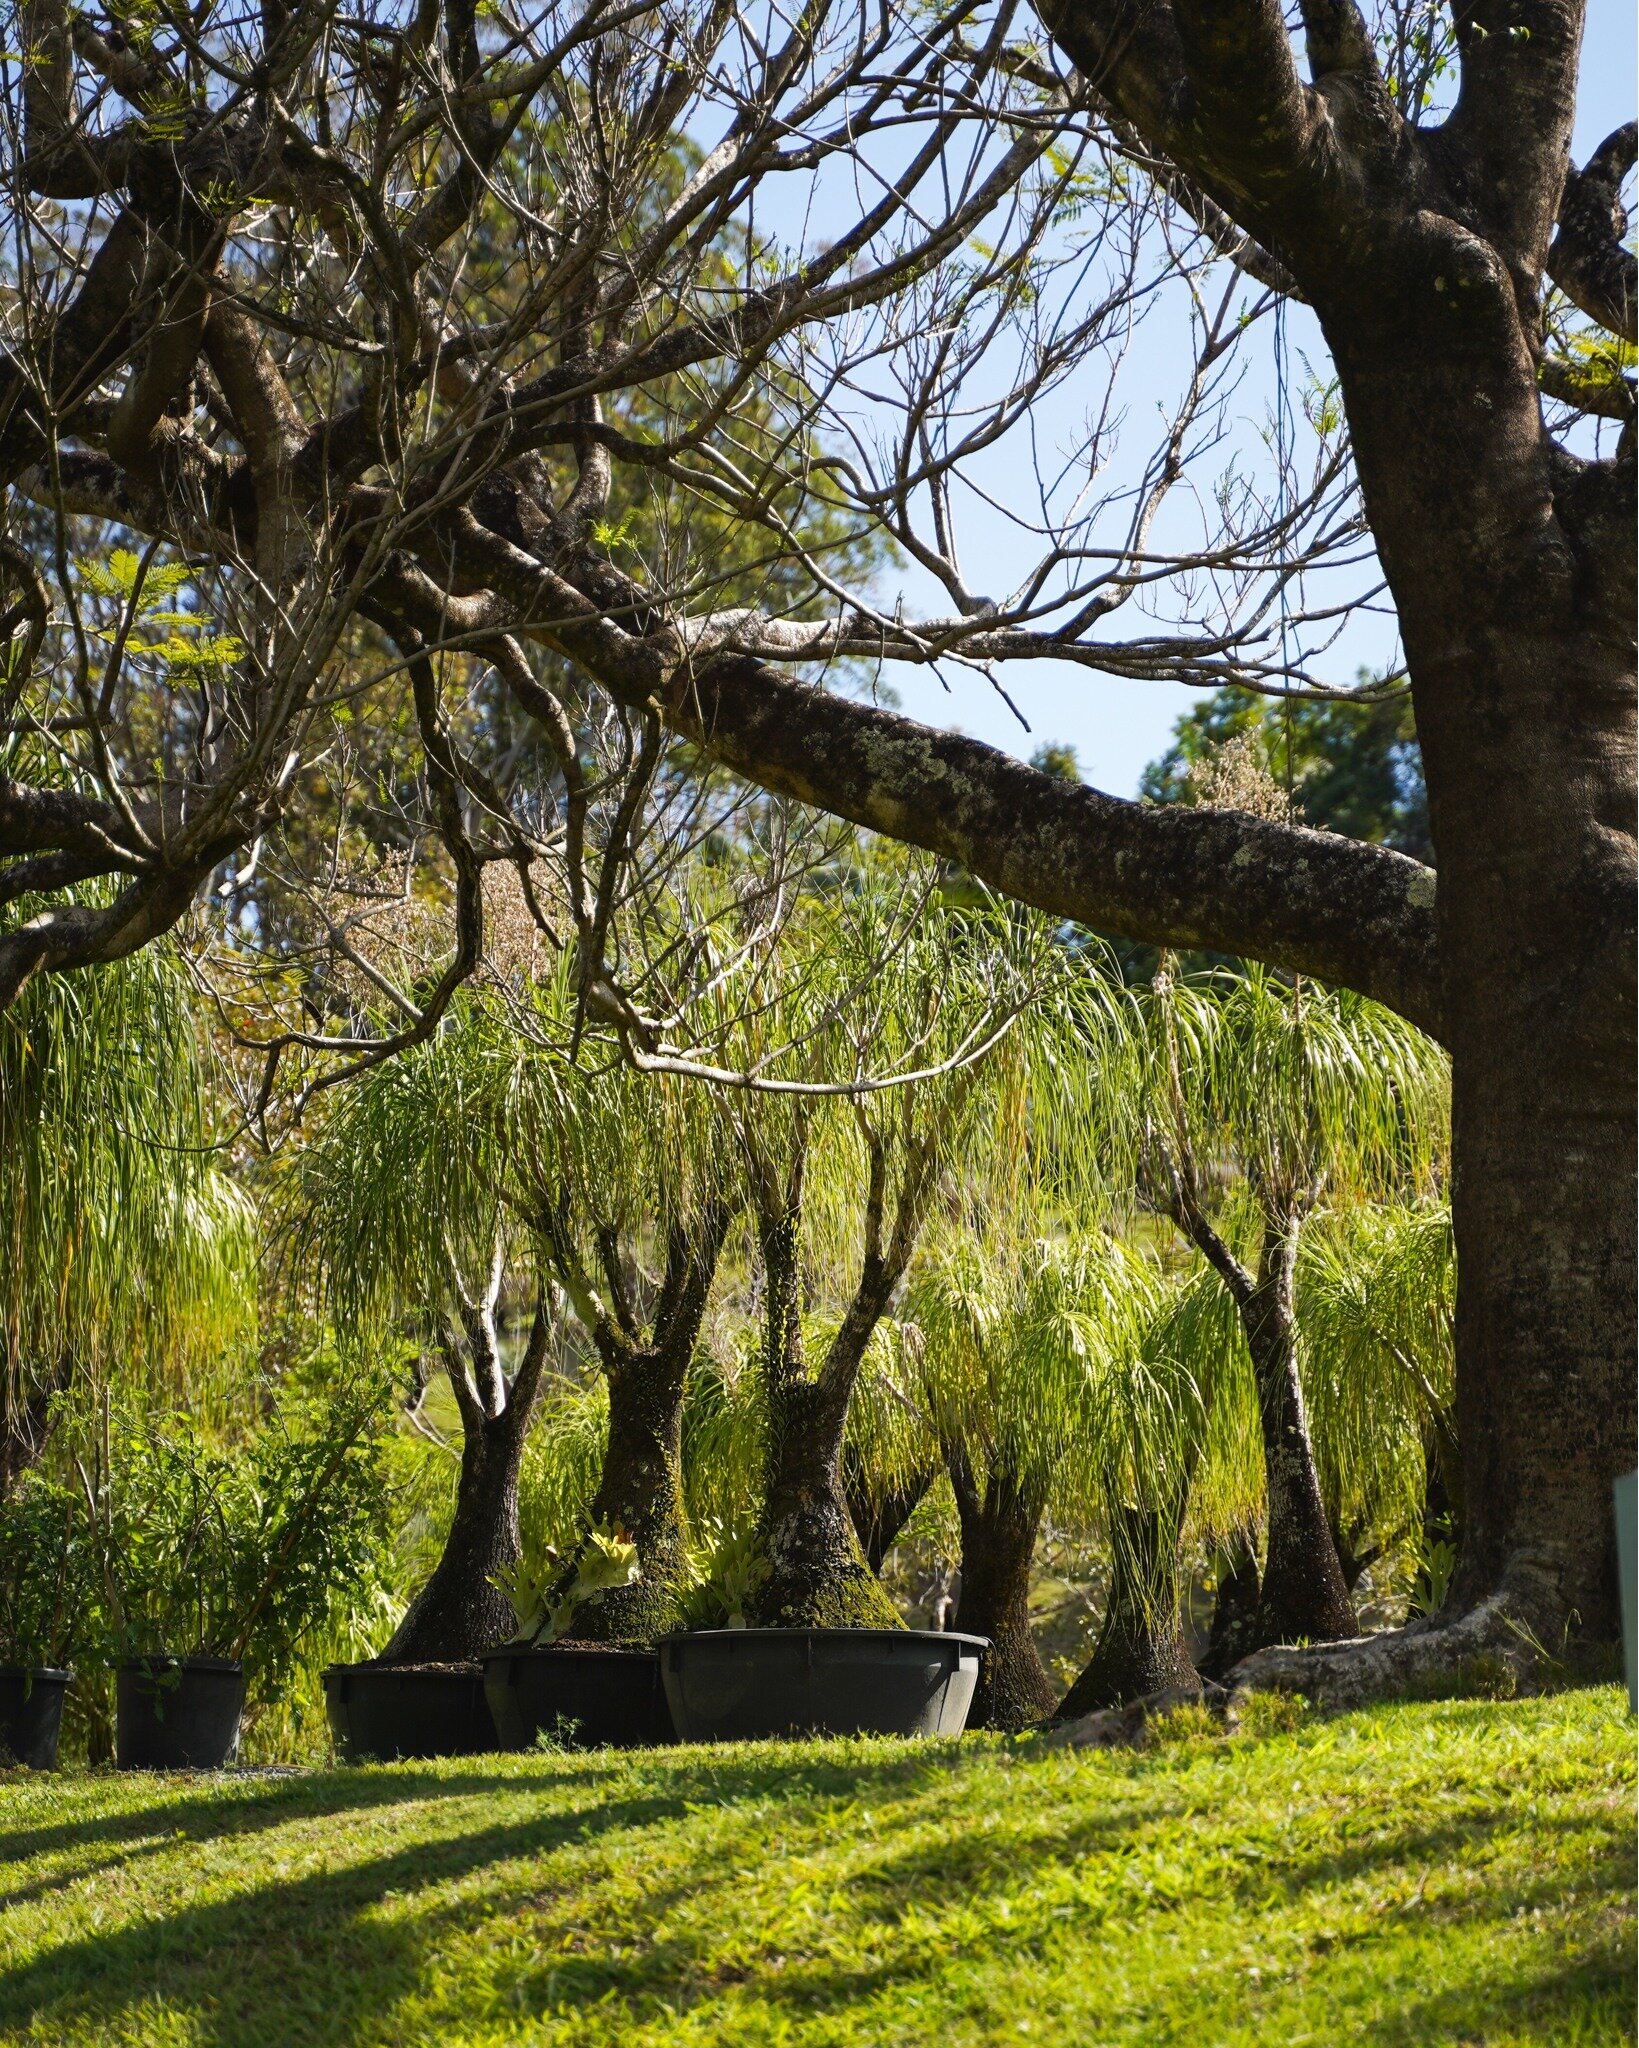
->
{"left": 4, "top": 1735, "right": 1627, "bottom": 2047}
{"left": 1349, "top": 1953, "right": 1634, "bottom": 2046}
{"left": 0, "top": 1744, "right": 992, "bottom": 2045}
{"left": 0, "top": 1762, "right": 606, "bottom": 1913}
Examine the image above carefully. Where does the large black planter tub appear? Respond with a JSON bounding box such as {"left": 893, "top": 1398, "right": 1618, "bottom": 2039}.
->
{"left": 484, "top": 1645, "right": 674, "bottom": 1750}
{"left": 117, "top": 1657, "right": 244, "bottom": 1769}
{"left": 0, "top": 1667, "right": 71, "bottom": 1768}
{"left": 659, "top": 1628, "right": 987, "bottom": 1742}
{"left": 324, "top": 1660, "right": 498, "bottom": 1761}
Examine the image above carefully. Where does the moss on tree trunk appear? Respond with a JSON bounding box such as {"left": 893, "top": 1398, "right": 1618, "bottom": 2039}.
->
{"left": 382, "top": 1409, "right": 525, "bottom": 1663}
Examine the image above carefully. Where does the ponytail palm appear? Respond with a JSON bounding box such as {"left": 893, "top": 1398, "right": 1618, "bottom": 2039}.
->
{"left": 1134, "top": 962, "right": 1448, "bottom": 1660}
{"left": 1299, "top": 1203, "right": 1458, "bottom": 1595}
{"left": 504, "top": 963, "right": 740, "bottom": 1642}
{"left": 296, "top": 998, "right": 553, "bottom": 1660}
{"left": 1, "top": 943, "right": 254, "bottom": 1491}
{"left": 724, "top": 872, "right": 1064, "bottom": 1630}
{"left": 909, "top": 1227, "right": 1227, "bottom": 1723}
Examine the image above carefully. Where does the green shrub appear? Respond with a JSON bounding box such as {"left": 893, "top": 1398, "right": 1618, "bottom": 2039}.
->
{"left": 95, "top": 1387, "right": 395, "bottom": 1698}
{"left": 0, "top": 1475, "right": 98, "bottom": 1669}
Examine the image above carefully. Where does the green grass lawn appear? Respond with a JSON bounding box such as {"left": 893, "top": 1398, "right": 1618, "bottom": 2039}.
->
{"left": 0, "top": 1688, "right": 1632, "bottom": 2047}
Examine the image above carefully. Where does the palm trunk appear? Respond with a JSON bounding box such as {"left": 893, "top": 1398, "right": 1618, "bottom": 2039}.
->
{"left": 1167, "top": 1187, "right": 1357, "bottom": 1656}
{"left": 383, "top": 1290, "right": 551, "bottom": 1665}
{"left": 749, "top": 1205, "right": 900, "bottom": 1629}
{"left": 753, "top": 1373, "right": 901, "bottom": 1628}
{"left": 559, "top": 1340, "right": 691, "bottom": 1642}
{"left": 950, "top": 1451, "right": 1057, "bottom": 1730}
{"left": 1059, "top": 1501, "right": 1197, "bottom": 1715}
{"left": 544, "top": 1205, "right": 732, "bottom": 1643}
{"left": 1241, "top": 1242, "right": 1358, "bottom": 1650}
{"left": 383, "top": 1408, "right": 525, "bottom": 1662}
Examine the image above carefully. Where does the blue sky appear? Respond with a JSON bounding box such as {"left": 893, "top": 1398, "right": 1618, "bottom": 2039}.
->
{"left": 883, "top": 11, "right": 1638, "bottom": 798}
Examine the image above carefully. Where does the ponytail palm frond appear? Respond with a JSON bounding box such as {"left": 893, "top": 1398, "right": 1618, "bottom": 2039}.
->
{"left": 0, "top": 942, "right": 255, "bottom": 1445}
{"left": 1299, "top": 1202, "right": 1457, "bottom": 1544}
{"left": 1136, "top": 964, "right": 1449, "bottom": 1214}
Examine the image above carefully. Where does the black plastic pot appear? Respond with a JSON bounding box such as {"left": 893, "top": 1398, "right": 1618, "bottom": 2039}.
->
{"left": 659, "top": 1628, "right": 987, "bottom": 1742}
{"left": 117, "top": 1656, "right": 245, "bottom": 1769}
{"left": 323, "top": 1660, "right": 498, "bottom": 1761}
{"left": 0, "top": 1667, "right": 72, "bottom": 1768}
{"left": 484, "top": 1645, "right": 674, "bottom": 1750}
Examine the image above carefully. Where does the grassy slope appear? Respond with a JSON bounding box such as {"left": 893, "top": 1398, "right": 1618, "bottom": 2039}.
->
{"left": 0, "top": 1690, "right": 1632, "bottom": 2048}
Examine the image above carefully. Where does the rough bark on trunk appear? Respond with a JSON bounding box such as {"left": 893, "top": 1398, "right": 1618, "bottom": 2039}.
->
{"left": 1068, "top": 21, "right": 1639, "bottom": 1703}
{"left": 382, "top": 1287, "right": 551, "bottom": 1666}
{"left": 845, "top": 1447, "right": 936, "bottom": 1574}
{"left": 753, "top": 1374, "right": 901, "bottom": 1628}
{"left": 382, "top": 1408, "right": 524, "bottom": 1663}
{"left": 539, "top": 1203, "right": 733, "bottom": 1644}
{"left": 748, "top": 1200, "right": 902, "bottom": 1629}
{"left": 559, "top": 1342, "right": 691, "bottom": 1643}
{"left": 950, "top": 1451, "right": 1058, "bottom": 1730}
{"left": 1059, "top": 1503, "right": 1198, "bottom": 1716}
{"left": 1324, "top": 224, "right": 1635, "bottom": 1665}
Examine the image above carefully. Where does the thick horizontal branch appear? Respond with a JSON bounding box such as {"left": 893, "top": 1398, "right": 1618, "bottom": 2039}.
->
{"left": 661, "top": 659, "right": 1445, "bottom": 1040}
{"left": 392, "top": 491, "right": 1445, "bottom": 1034}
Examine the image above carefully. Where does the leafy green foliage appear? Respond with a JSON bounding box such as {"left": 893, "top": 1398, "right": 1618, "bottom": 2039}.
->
{"left": 91, "top": 1387, "right": 394, "bottom": 1692}
{"left": 0, "top": 936, "right": 256, "bottom": 1447}
{"left": 676, "top": 1518, "right": 766, "bottom": 1631}
{"left": 0, "top": 1475, "right": 97, "bottom": 1668}
{"left": 496, "top": 1520, "right": 641, "bottom": 1644}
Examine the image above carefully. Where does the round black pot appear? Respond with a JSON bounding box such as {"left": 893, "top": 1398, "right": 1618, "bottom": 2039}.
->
{"left": 0, "top": 1667, "right": 72, "bottom": 1769}
{"left": 117, "top": 1657, "right": 244, "bottom": 1770}
{"left": 323, "top": 1660, "right": 498, "bottom": 1762}
{"left": 483, "top": 1645, "right": 674, "bottom": 1750}
{"left": 659, "top": 1628, "right": 988, "bottom": 1742}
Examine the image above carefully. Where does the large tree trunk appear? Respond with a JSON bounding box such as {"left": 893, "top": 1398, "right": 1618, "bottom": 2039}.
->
{"left": 950, "top": 1451, "right": 1058, "bottom": 1730}
{"left": 1059, "top": 1504, "right": 1198, "bottom": 1715}
{"left": 1231, "top": 153, "right": 1635, "bottom": 1701}
{"left": 383, "top": 1407, "right": 524, "bottom": 1663}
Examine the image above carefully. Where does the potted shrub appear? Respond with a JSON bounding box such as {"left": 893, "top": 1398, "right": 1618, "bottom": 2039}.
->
{"left": 102, "top": 1392, "right": 390, "bottom": 1769}
{"left": 0, "top": 1475, "right": 94, "bottom": 1767}
{"left": 304, "top": 982, "right": 737, "bottom": 1757}
{"left": 659, "top": 883, "right": 1060, "bottom": 1741}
